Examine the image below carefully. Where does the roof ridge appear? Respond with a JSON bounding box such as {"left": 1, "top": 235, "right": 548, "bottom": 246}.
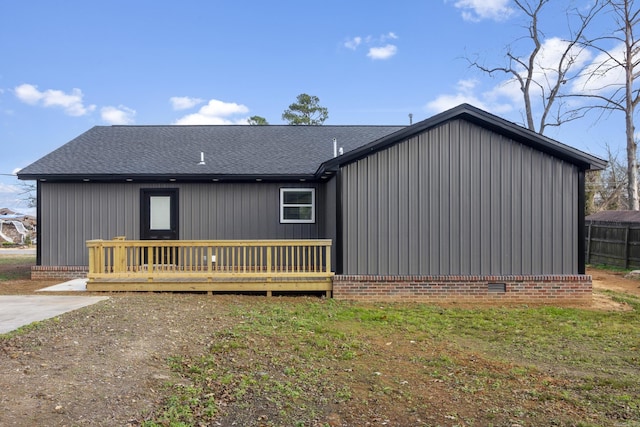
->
{"left": 108, "top": 124, "right": 406, "bottom": 128}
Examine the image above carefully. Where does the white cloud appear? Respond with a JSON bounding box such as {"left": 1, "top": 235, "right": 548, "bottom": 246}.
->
{"left": 382, "top": 32, "right": 398, "bottom": 41}
{"left": 344, "top": 32, "right": 399, "bottom": 60}
{"left": 0, "top": 183, "right": 20, "bottom": 194}
{"left": 174, "top": 99, "right": 250, "bottom": 125}
{"left": 0, "top": 182, "right": 22, "bottom": 211}
{"left": 572, "top": 43, "right": 626, "bottom": 96}
{"left": 426, "top": 79, "right": 489, "bottom": 113}
{"left": 426, "top": 78, "right": 513, "bottom": 114}
{"left": 101, "top": 105, "right": 136, "bottom": 125}
{"left": 367, "top": 44, "right": 398, "bottom": 60}
{"left": 170, "top": 96, "right": 205, "bottom": 111}
{"left": 344, "top": 36, "right": 362, "bottom": 50}
{"left": 11, "top": 168, "right": 21, "bottom": 175}
{"left": 14, "top": 83, "right": 96, "bottom": 116}
{"left": 534, "top": 37, "right": 593, "bottom": 81}
{"left": 429, "top": 36, "right": 596, "bottom": 117}
{"left": 483, "top": 79, "right": 522, "bottom": 105}
{"left": 14, "top": 84, "right": 41, "bottom": 104}
{"left": 452, "top": 0, "right": 514, "bottom": 22}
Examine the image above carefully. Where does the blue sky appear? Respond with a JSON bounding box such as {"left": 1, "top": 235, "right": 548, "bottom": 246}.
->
{"left": 0, "top": 0, "right": 630, "bottom": 213}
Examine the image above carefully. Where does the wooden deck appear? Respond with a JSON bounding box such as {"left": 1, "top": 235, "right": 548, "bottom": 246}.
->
{"left": 86, "top": 238, "right": 333, "bottom": 296}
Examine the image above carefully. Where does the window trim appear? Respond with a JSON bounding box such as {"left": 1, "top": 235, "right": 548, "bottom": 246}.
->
{"left": 280, "top": 188, "right": 316, "bottom": 224}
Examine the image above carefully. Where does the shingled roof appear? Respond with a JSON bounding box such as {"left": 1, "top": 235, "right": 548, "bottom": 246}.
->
{"left": 18, "top": 125, "right": 405, "bottom": 181}
{"left": 586, "top": 210, "right": 640, "bottom": 223}
{"left": 18, "top": 104, "right": 607, "bottom": 182}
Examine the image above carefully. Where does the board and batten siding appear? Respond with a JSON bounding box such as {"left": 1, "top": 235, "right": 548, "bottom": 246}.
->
{"left": 340, "top": 119, "right": 579, "bottom": 275}
{"left": 40, "top": 182, "right": 327, "bottom": 266}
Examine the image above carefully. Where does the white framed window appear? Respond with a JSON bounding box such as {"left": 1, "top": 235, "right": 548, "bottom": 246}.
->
{"left": 280, "top": 188, "right": 315, "bottom": 223}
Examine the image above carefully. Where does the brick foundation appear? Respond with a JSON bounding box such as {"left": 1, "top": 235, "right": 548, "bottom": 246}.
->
{"left": 332, "top": 274, "right": 592, "bottom": 304}
{"left": 31, "top": 266, "right": 88, "bottom": 280}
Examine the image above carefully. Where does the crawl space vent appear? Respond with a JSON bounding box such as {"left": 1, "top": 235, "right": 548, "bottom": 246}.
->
{"left": 488, "top": 283, "right": 507, "bottom": 293}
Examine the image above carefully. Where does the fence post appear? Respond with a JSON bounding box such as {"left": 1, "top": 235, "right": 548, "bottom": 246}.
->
{"left": 625, "top": 225, "right": 631, "bottom": 269}
{"left": 586, "top": 222, "right": 592, "bottom": 265}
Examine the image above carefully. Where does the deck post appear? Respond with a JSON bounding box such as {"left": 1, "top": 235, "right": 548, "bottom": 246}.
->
{"left": 114, "top": 237, "right": 126, "bottom": 274}
{"left": 88, "top": 245, "right": 94, "bottom": 276}
{"left": 87, "top": 239, "right": 103, "bottom": 277}
{"left": 97, "top": 241, "right": 104, "bottom": 275}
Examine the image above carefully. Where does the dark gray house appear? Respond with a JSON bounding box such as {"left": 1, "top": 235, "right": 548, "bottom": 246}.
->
{"left": 19, "top": 104, "right": 606, "bottom": 302}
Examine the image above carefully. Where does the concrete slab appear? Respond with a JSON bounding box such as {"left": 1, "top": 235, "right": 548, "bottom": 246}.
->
{"left": 37, "top": 278, "right": 88, "bottom": 292}
{"left": 0, "top": 248, "right": 36, "bottom": 255}
{"left": 0, "top": 295, "right": 109, "bottom": 335}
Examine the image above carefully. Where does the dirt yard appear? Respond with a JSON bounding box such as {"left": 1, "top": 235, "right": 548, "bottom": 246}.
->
{"left": 1, "top": 256, "right": 639, "bottom": 426}
{"left": 591, "top": 268, "right": 640, "bottom": 297}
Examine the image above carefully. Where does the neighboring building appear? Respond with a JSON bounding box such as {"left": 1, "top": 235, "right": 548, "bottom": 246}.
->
{"left": 0, "top": 208, "right": 36, "bottom": 245}
{"left": 18, "top": 104, "right": 606, "bottom": 303}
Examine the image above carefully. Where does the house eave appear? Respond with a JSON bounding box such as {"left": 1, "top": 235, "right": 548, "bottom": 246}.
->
{"left": 17, "top": 173, "right": 320, "bottom": 183}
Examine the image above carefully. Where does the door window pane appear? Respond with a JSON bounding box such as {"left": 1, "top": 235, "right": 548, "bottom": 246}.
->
{"left": 150, "top": 196, "right": 171, "bottom": 230}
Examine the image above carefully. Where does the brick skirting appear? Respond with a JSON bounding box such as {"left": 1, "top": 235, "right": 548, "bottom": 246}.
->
{"left": 31, "top": 266, "right": 88, "bottom": 280}
{"left": 332, "top": 274, "right": 592, "bottom": 304}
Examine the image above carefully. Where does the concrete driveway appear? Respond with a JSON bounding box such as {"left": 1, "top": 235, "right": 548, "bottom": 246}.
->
{"left": 0, "top": 248, "right": 36, "bottom": 255}
{"left": 0, "top": 252, "right": 104, "bottom": 334}
{"left": 0, "top": 295, "right": 109, "bottom": 334}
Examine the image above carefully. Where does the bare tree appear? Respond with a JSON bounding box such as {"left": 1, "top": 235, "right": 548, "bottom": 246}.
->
{"left": 572, "top": 0, "right": 640, "bottom": 209}
{"left": 587, "top": 145, "right": 629, "bottom": 212}
{"left": 468, "top": 0, "right": 604, "bottom": 134}
{"left": 19, "top": 182, "right": 36, "bottom": 209}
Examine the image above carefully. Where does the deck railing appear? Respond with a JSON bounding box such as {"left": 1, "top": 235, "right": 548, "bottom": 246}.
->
{"left": 86, "top": 238, "right": 333, "bottom": 294}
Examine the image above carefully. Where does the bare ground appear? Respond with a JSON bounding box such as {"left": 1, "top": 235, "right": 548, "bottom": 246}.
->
{"left": 0, "top": 256, "right": 639, "bottom": 426}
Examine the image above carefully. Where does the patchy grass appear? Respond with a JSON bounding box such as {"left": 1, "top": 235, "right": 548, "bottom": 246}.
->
{"left": 1, "top": 256, "right": 637, "bottom": 426}
{"left": 0, "top": 318, "right": 51, "bottom": 340}
{"left": 0, "top": 255, "right": 35, "bottom": 265}
{"left": 587, "top": 263, "right": 634, "bottom": 274}
{"left": 0, "top": 255, "right": 34, "bottom": 281}
{"left": 144, "top": 296, "right": 640, "bottom": 426}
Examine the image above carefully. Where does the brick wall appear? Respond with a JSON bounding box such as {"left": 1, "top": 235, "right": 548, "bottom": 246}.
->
{"left": 31, "top": 266, "right": 88, "bottom": 280}
{"left": 332, "top": 274, "right": 592, "bottom": 304}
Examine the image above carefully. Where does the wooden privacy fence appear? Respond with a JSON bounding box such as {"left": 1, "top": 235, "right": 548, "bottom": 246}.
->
{"left": 585, "top": 221, "right": 640, "bottom": 269}
{"left": 86, "top": 238, "right": 333, "bottom": 295}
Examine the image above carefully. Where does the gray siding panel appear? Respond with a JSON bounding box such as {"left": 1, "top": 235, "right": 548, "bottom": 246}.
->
{"left": 458, "top": 128, "right": 471, "bottom": 274}
{"left": 323, "top": 176, "right": 337, "bottom": 266}
{"left": 408, "top": 136, "right": 420, "bottom": 273}
{"left": 367, "top": 158, "right": 379, "bottom": 273}
{"left": 377, "top": 154, "right": 390, "bottom": 274}
{"left": 41, "top": 182, "right": 326, "bottom": 266}
{"left": 341, "top": 119, "right": 579, "bottom": 275}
